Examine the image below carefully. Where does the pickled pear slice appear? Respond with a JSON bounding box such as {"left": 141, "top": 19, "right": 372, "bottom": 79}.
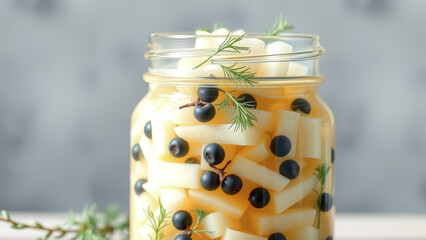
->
{"left": 188, "top": 189, "right": 249, "bottom": 219}
{"left": 160, "top": 188, "right": 191, "bottom": 212}
{"left": 230, "top": 155, "right": 290, "bottom": 192}
{"left": 270, "top": 175, "right": 319, "bottom": 214}
{"left": 222, "top": 228, "right": 267, "bottom": 240}
{"left": 239, "top": 136, "right": 271, "bottom": 163}
{"left": 139, "top": 136, "right": 155, "bottom": 165}
{"left": 201, "top": 212, "right": 242, "bottom": 239}
{"left": 296, "top": 116, "right": 321, "bottom": 159}
{"left": 255, "top": 41, "right": 293, "bottom": 77}
{"left": 249, "top": 208, "right": 316, "bottom": 235}
{"left": 274, "top": 110, "right": 300, "bottom": 157}
{"left": 141, "top": 181, "right": 161, "bottom": 199}
{"left": 148, "top": 162, "right": 201, "bottom": 189}
{"left": 285, "top": 226, "right": 319, "bottom": 240}
{"left": 287, "top": 62, "right": 309, "bottom": 76}
{"left": 174, "top": 124, "right": 265, "bottom": 146}
{"left": 133, "top": 192, "right": 158, "bottom": 223}
{"left": 151, "top": 110, "right": 176, "bottom": 156}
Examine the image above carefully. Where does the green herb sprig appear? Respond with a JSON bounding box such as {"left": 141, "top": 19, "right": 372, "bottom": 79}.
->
{"left": 216, "top": 89, "right": 257, "bottom": 131}
{"left": 264, "top": 14, "right": 294, "bottom": 36}
{"left": 189, "top": 208, "right": 215, "bottom": 237}
{"left": 313, "top": 163, "right": 331, "bottom": 228}
{"left": 221, "top": 63, "right": 257, "bottom": 86}
{"left": 144, "top": 198, "right": 171, "bottom": 240}
{"left": 0, "top": 204, "right": 129, "bottom": 240}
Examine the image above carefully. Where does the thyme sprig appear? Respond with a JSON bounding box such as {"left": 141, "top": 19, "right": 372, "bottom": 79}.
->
{"left": 313, "top": 163, "right": 331, "bottom": 228}
{"left": 216, "top": 89, "right": 257, "bottom": 131}
{"left": 189, "top": 208, "right": 215, "bottom": 237}
{"left": 144, "top": 198, "right": 171, "bottom": 240}
{"left": 264, "top": 14, "right": 294, "bottom": 36}
{"left": 221, "top": 63, "right": 257, "bottom": 86}
{"left": 0, "top": 204, "right": 129, "bottom": 240}
{"left": 193, "top": 33, "right": 248, "bottom": 70}
{"left": 196, "top": 22, "right": 224, "bottom": 33}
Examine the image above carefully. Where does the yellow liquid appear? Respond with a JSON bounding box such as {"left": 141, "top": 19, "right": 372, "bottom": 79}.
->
{"left": 130, "top": 83, "right": 335, "bottom": 240}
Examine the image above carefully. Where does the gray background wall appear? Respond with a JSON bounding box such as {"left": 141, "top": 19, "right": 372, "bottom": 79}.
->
{"left": 0, "top": 0, "right": 425, "bottom": 213}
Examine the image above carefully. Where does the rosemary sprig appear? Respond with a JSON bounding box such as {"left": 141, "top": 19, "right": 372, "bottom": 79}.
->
{"left": 313, "top": 163, "right": 331, "bottom": 229}
{"left": 193, "top": 33, "right": 248, "bottom": 70}
{"left": 264, "top": 14, "right": 294, "bottom": 36}
{"left": 196, "top": 22, "right": 224, "bottom": 33}
{"left": 221, "top": 63, "right": 257, "bottom": 86}
{"left": 190, "top": 208, "right": 215, "bottom": 237}
{"left": 0, "top": 204, "right": 129, "bottom": 240}
{"left": 216, "top": 89, "right": 257, "bottom": 131}
{"left": 144, "top": 198, "right": 171, "bottom": 240}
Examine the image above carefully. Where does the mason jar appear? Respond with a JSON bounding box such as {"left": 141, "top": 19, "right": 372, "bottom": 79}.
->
{"left": 130, "top": 32, "right": 335, "bottom": 240}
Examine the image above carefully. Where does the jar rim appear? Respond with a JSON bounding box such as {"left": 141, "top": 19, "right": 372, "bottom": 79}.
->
{"left": 149, "top": 32, "right": 321, "bottom": 39}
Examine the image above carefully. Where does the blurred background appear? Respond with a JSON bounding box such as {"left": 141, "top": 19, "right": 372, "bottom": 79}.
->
{"left": 0, "top": 0, "right": 425, "bottom": 213}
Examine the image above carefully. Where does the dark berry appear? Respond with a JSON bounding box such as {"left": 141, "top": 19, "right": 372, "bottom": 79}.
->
{"left": 270, "top": 135, "right": 292, "bottom": 157}
{"left": 134, "top": 178, "right": 147, "bottom": 195}
{"left": 185, "top": 157, "right": 199, "bottom": 164}
{"left": 331, "top": 148, "right": 335, "bottom": 163}
{"left": 203, "top": 143, "right": 225, "bottom": 165}
{"left": 131, "top": 143, "right": 142, "bottom": 161}
{"left": 169, "top": 137, "right": 190, "bottom": 158}
{"left": 172, "top": 210, "right": 193, "bottom": 230}
{"left": 279, "top": 160, "right": 300, "bottom": 180}
{"left": 291, "top": 98, "right": 311, "bottom": 114}
{"left": 200, "top": 171, "right": 220, "bottom": 191}
{"left": 197, "top": 86, "right": 219, "bottom": 103}
{"left": 144, "top": 121, "right": 152, "bottom": 139}
{"left": 221, "top": 174, "right": 243, "bottom": 195}
{"left": 194, "top": 103, "right": 215, "bottom": 122}
{"left": 238, "top": 93, "right": 257, "bottom": 109}
{"left": 174, "top": 234, "right": 192, "bottom": 240}
{"left": 268, "top": 233, "right": 287, "bottom": 240}
{"left": 325, "top": 236, "right": 333, "bottom": 240}
{"left": 249, "top": 187, "right": 270, "bottom": 208}
{"left": 319, "top": 193, "right": 333, "bottom": 212}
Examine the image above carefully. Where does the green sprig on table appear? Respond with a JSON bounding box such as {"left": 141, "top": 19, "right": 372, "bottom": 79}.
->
{"left": 0, "top": 204, "right": 129, "bottom": 240}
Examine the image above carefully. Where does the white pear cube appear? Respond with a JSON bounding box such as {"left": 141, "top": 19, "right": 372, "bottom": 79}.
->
{"left": 287, "top": 62, "right": 309, "bottom": 76}
{"left": 151, "top": 110, "right": 176, "bottom": 156}
{"left": 148, "top": 162, "right": 201, "bottom": 189}
{"left": 232, "top": 29, "right": 246, "bottom": 35}
{"left": 249, "top": 208, "right": 316, "bottom": 235}
{"left": 256, "top": 41, "right": 293, "bottom": 77}
{"left": 239, "top": 136, "right": 271, "bottom": 163}
{"left": 174, "top": 124, "right": 265, "bottom": 146}
{"left": 231, "top": 38, "right": 266, "bottom": 73}
{"left": 202, "top": 212, "right": 242, "bottom": 239}
{"left": 286, "top": 226, "right": 319, "bottom": 240}
{"left": 160, "top": 188, "right": 190, "bottom": 212}
{"left": 195, "top": 30, "right": 217, "bottom": 49}
{"left": 133, "top": 160, "right": 148, "bottom": 180}
{"left": 274, "top": 110, "right": 300, "bottom": 157}
{"left": 188, "top": 189, "right": 249, "bottom": 219}
{"left": 201, "top": 144, "right": 236, "bottom": 170}
{"left": 222, "top": 228, "right": 267, "bottom": 240}
{"left": 251, "top": 109, "right": 275, "bottom": 132}
{"left": 133, "top": 192, "right": 158, "bottom": 223}
{"left": 139, "top": 136, "right": 156, "bottom": 165}
{"left": 230, "top": 155, "right": 290, "bottom": 192}
{"left": 142, "top": 181, "right": 161, "bottom": 199}
{"left": 296, "top": 116, "right": 321, "bottom": 159}
{"left": 271, "top": 175, "right": 319, "bottom": 214}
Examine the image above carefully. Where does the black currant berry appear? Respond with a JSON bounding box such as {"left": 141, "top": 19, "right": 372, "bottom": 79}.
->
{"left": 238, "top": 93, "right": 257, "bottom": 109}
{"left": 132, "top": 143, "right": 142, "bottom": 161}
{"left": 319, "top": 193, "right": 333, "bottom": 212}
{"left": 197, "top": 86, "right": 219, "bottom": 103}
{"left": 325, "top": 236, "right": 333, "bottom": 240}
{"left": 291, "top": 98, "right": 311, "bottom": 114}
{"left": 268, "top": 233, "right": 287, "bottom": 240}
{"left": 200, "top": 171, "right": 220, "bottom": 191}
{"left": 174, "top": 234, "right": 192, "bottom": 240}
{"left": 172, "top": 210, "right": 193, "bottom": 231}
{"left": 221, "top": 174, "right": 243, "bottom": 195}
{"left": 144, "top": 121, "right": 152, "bottom": 139}
{"left": 194, "top": 103, "right": 216, "bottom": 122}
{"left": 134, "top": 178, "right": 147, "bottom": 195}
{"left": 185, "top": 157, "right": 199, "bottom": 164}
{"left": 279, "top": 160, "right": 300, "bottom": 180}
{"left": 270, "top": 135, "right": 292, "bottom": 157}
{"left": 169, "top": 137, "right": 190, "bottom": 158}
{"left": 203, "top": 143, "right": 225, "bottom": 165}
{"left": 249, "top": 187, "right": 271, "bottom": 208}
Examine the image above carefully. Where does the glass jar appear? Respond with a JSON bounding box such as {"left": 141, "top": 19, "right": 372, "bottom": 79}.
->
{"left": 130, "top": 33, "right": 334, "bottom": 240}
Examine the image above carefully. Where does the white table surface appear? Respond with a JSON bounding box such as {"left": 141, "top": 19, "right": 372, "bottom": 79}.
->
{"left": 1, "top": 213, "right": 426, "bottom": 240}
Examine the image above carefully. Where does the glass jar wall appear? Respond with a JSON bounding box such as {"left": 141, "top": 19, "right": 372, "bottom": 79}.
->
{"left": 130, "top": 33, "right": 334, "bottom": 240}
